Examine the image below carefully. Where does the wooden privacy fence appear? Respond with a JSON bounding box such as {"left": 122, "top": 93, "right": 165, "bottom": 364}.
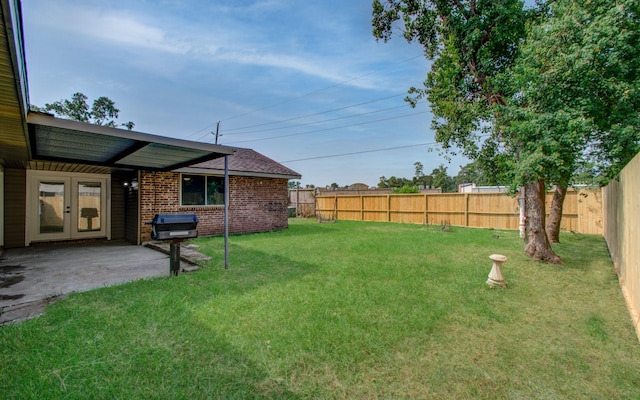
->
{"left": 603, "top": 152, "right": 640, "bottom": 341}
{"left": 289, "top": 188, "right": 315, "bottom": 217}
{"left": 316, "top": 189, "right": 602, "bottom": 235}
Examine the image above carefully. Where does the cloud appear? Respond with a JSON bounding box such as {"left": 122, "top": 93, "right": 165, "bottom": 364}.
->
{"left": 28, "top": 3, "right": 189, "bottom": 55}
{"left": 198, "top": 46, "right": 378, "bottom": 90}
{"left": 26, "top": 1, "right": 402, "bottom": 90}
{"left": 82, "top": 13, "right": 190, "bottom": 54}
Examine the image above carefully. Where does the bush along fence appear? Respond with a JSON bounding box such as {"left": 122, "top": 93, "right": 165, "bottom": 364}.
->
{"left": 316, "top": 189, "right": 603, "bottom": 235}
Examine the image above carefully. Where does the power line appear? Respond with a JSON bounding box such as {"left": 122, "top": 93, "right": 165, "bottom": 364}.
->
{"left": 217, "top": 54, "right": 424, "bottom": 123}
{"left": 183, "top": 53, "right": 425, "bottom": 138}
{"left": 278, "top": 132, "right": 490, "bottom": 164}
{"left": 221, "top": 110, "right": 429, "bottom": 144}
{"left": 221, "top": 93, "right": 406, "bottom": 133}
{"left": 191, "top": 92, "right": 413, "bottom": 142}
{"left": 279, "top": 141, "right": 437, "bottom": 163}
{"left": 223, "top": 101, "right": 424, "bottom": 136}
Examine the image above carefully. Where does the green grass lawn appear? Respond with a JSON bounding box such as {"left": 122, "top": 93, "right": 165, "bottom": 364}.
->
{"left": 1, "top": 219, "right": 639, "bottom": 399}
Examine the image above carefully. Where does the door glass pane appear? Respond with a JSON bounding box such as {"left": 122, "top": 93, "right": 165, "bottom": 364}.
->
{"left": 39, "top": 182, "right": 65, "bottom": 233}
{"left": 77, "top": 182, "right": 102, "bottom": 232}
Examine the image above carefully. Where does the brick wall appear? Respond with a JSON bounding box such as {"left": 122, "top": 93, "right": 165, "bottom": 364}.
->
{"left": 139, "top": 171, "right": 289, "bottom": 242}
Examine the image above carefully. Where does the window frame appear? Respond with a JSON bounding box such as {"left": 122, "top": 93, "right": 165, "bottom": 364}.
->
{"left": 180, "top": 173, "right": 225, "bottom": 206}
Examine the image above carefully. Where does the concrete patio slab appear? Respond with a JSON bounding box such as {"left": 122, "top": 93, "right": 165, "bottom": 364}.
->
{"left": 0, "top": 241, "right": 205, "bottom": 324}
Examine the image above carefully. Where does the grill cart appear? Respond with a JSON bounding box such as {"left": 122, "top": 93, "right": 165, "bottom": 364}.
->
{"left": 148, "top": 213, "right": 199, "bottom": 276}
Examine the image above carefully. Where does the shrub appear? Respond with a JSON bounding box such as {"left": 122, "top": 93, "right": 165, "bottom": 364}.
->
{"left": 392, "top": 185, "right": 419, "bottom": 194}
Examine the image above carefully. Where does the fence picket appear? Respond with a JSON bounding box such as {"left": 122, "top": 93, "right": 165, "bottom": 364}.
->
{"left": 315, "top": 190, "right": 602, "bottom": 234}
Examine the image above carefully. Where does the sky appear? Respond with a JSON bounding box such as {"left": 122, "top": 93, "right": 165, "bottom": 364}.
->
{"left": 22, "top": 0, "right": 469, "bottom": 187}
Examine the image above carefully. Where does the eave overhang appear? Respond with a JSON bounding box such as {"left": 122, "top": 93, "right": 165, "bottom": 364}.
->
{"left": 27, "top": 113, "right": 235, "bottom": 171}
{"left": 0, "top": 0, "right": 30, "bottom": 168}
{"left": 175, "top": 166, "right": 302, "bottom": 180}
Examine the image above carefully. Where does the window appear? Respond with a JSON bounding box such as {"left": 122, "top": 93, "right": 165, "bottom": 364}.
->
{"left": 181, "top": 174, "right": 224, "bottom": 206}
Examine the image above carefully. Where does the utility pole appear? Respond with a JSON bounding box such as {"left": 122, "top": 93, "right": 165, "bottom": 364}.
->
{"left": 214, "top": 121, "right": 221, "bottom": 144}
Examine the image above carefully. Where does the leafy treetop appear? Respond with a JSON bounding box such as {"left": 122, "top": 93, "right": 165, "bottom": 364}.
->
{"left": 32, "top": 92, "right": 135, "bottom": 130}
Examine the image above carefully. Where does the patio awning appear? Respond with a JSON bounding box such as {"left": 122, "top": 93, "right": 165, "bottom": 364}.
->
{"left": 27, "top": 113, "right": 235, "bottom": 171}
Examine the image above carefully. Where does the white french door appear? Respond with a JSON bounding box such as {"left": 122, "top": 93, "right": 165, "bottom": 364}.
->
{"left": 27, "top": 171, "right": 110, "bottom": 243}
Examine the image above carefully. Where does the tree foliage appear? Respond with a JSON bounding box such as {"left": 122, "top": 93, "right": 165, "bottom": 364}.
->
{"left": 378, "top": 175, "right": 412, "bottom": 189}
{"left": 393, "top": 185, "right": 420, "bottom": 194}
{"left": 429, "top": 164, "right": 456, "bottom": 192}
{"left": 379, "top": 162, "right": 457, "bottom": 192}
{"left": 494, "top": 0, "right": 640, "bottom": 243}
{"left": 496, "top": 0, "right": 640, "bottom": 188}
{"left": 34, "top": 92, "right": 135, "bottom": 130}
{"left": 373, "top": 0, "right": 534, "bottom": 159}
{"left": 454, "top": 160, "right": 493, "bottom": 186}
{"left": 412, "top": 161, "right": 433, "bottom": 188}
{"left": 373, "top": 0, "right": 639, "bottom": 262}
{"left": 372, "top": 0, "right": 564, "bottom": 262}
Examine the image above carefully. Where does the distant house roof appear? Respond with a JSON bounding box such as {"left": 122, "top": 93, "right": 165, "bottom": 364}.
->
{"left": 177, "top": 147, "right": 301, "bottom": 180}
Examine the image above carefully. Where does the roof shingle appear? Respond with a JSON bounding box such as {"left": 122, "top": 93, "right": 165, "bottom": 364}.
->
{"left": 190, "top": 147, "right": 301, "bottom": 179}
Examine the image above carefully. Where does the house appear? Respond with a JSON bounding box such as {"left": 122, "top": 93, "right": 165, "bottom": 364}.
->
{"left": 458, "top": 183, "right": 508, "bottom": 193}
{"left": 0, "top": 0, "right": 301, "bottom": 249}
{"left": 140, "top": 148, "right": 301, "bottom": 241}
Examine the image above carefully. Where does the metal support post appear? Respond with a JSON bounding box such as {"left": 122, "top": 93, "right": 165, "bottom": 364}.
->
{"left": 170, "top": 240, "right": 181, "bottom": 276}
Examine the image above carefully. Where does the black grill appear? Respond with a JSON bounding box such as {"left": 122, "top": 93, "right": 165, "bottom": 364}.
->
{"left": 147, "top": 213, "right": 200, "bottom": 276}
{"left": 149, "top": 213, "right": 199, "bottom": 241}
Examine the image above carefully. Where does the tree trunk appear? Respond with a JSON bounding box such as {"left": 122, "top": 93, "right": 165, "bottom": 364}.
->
{"left": 524, "top": 180, "right": 562, "bottom": 264}
{"left": 546, "top": 183, "right": 567, "bottom": 244}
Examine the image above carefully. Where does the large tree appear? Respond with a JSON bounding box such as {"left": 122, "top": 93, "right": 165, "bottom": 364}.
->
{"left": 33, "top": 92, "right": 135, "bottom": 130}
{"left": 412, "top": 161, "right": 433, "bottom": 188}
{"left": 429, "top": 164, "right": 456, "bottom": 192}
{"left": 497, "top": 0, "right": 640, "bottom": 243}
{"left": 371, "top": 0, "right": 563, "bottom": 262}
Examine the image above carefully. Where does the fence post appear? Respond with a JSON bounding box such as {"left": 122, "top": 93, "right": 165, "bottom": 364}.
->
{"left": 424, "top": 194, "right": 429, "bottom": 225}
{"left": 313, "top": 190, "right": 601, "bottom": 233}
{"left": 465, "top": 193, "right": 469, "bottom": 227}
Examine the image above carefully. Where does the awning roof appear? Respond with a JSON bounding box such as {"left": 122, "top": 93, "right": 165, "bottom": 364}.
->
{"left": 27, "top": 113, "right": 235, "bottom": 171}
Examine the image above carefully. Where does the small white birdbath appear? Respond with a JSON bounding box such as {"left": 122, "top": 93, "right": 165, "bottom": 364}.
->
{"left": 486, "top": 254, "right": 508, "bottom": 289}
